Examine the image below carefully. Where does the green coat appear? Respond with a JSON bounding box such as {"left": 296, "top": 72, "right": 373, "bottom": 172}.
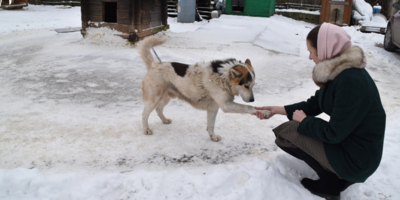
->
{"left": 284, "top": 46, "right": 386, "bottom": 183}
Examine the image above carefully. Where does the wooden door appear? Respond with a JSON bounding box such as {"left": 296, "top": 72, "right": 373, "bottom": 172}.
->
{"left": 320, "top": 0, "right": 353, "bottom": 26}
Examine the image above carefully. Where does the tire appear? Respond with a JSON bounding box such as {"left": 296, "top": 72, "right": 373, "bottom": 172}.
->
{"left": 384, "top": 24, "right": 398, "bottom": 52}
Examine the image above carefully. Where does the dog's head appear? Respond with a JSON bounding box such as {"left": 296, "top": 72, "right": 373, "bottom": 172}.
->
{"left": 229, "top": 59, "right": 255, "bottom": 102}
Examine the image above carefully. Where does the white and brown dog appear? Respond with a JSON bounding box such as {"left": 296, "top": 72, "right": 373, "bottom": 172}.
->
{"left": 139, "top": 36, "right": 270, "bottom": 142}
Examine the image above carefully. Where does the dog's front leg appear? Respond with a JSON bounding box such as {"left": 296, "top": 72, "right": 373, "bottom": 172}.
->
{"left": 207, "top": 109, "right": 221, "bottom": 142}
{"left": 210, "top": 91, "right": 270, "bottom": 117}
{"left": 220, "top": 102, "right": 270, "bottom": 117}
{"left": 220, "top": 101, "right": 255, "bottom": 114}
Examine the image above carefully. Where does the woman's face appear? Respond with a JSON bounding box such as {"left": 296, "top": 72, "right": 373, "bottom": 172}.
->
{"left": 306, "top": 40, "right": 319, "bottom": 64}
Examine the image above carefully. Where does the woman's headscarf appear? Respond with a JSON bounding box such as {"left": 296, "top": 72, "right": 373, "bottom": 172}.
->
{"left": 317, "top": 23, "right": 352, "bottom": 62}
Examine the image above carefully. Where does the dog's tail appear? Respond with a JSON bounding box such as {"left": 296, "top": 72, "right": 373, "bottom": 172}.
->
{"left": 139, "top": 36, "right": 167, "bottom": 70}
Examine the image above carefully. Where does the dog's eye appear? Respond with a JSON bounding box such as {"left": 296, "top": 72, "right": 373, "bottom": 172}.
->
{"left": 244, "top": 85, "right": 249, "bottom": 89}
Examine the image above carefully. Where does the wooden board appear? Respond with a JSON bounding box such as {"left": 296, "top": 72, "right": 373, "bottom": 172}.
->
{"left": 2, "top": 2, "right": 27, "bottom": 8}
{"left": 55, "top": 27, "right": 82, "bottom": 33}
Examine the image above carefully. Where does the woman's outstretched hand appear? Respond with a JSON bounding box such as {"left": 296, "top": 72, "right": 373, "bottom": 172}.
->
{"left": 253, "top": 106, "right": 286, "bottom": 120}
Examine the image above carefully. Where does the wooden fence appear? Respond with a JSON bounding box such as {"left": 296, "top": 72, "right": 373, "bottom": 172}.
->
{"left": 276, "top": 0, "right": 321, "bottom": 11}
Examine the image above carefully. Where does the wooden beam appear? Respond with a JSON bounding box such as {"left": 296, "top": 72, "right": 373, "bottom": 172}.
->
{"left": 161, "top": 0, "right": 167, "bottom": 26}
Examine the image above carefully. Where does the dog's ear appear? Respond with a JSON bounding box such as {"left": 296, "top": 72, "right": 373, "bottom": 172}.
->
{"left": 245, "top": 59, "right": 254, "bottom": 71}
{"left": 230, "top": 68, "right": 242, "bottom": 79}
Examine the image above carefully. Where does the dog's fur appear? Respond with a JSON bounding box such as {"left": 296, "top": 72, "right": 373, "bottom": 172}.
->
{"left": 139, "top": 36, "right": 270, "bottom": 142}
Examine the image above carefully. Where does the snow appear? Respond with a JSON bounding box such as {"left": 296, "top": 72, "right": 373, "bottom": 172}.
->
{"left": 275, "top": 9, "right": 320, "bottom": 15}
{"left": 1, "top": 5, "right": 400, "bottom": 200}
{"left": 352, "top": 1, "right": 387, "bottom": 30}
{"left": 366, "top": 14, "right": 388, "bottom": 28}
{"left": 353, "top": 0, "right": 373, "bottom": 20}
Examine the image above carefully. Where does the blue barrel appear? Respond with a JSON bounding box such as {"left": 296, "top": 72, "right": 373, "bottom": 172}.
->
{"left": 373, "top": 4, "right": 381, "bottom": 14}
{"left": 177, "top": 0, "right": 196, "bottom": 23}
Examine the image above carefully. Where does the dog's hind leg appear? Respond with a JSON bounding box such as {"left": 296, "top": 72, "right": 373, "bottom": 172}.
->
{"left": 156, "top": 95, "right": 172, "bottom": 124}
{"left": 142, "top": 100, "right": 159, "bottom": 135}
{"left": 207, "top": 108, "right": 221, "bottom": 142}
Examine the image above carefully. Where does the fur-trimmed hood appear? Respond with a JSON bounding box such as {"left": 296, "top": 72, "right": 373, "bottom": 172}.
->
{"left": 312, "top": 46, "right": 366, "bottom": 88}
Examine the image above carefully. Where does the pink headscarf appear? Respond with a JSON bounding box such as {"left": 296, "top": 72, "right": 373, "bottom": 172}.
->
{"left": 317, "top": 23, "right": 352, "bottom": 62}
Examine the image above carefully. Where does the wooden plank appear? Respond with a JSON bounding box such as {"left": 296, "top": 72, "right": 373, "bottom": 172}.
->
{"left": 2, "top": 2, "right": 27, "bottom": 8}
{"left": 91, "top": 12, "right": 104, "bottom": 18}
{"left": 89, "top": 3, "right": 102, "bottom": 9}
{"left": 129, "top": 0, "right": 135, "bottom": 30}
{"left": 118, "top": 10, "right": 130, "bottom": 19}
{"left": 91, "top": 0, "right": 117, "bottom": 2}
{"left": 342, "top": 0, "right": 352, "bottom": 26}
{"left": 150, "top": 20, "right": 162, "bottom": 28}
{"left": 141, "top": 22, "right": 150, "bottom": 30}
{"left": 117, "top": 1, "right": 129, "bottom": 8}
{"left": 136, "top": 0, "right": 142, "bottom": 32}
{"left": 81, "top": 0, "right": 91, "bottom": 30}
{"left": 143, "top": 5, "right": 161, "bottom": 10}
{"left": 319, "top": 0, "right": 329, "bottom": 23}
{"left": 161, "top": 0, "right": 168, "bottom": 26}
{"left": 329, "top": 1, "right": 349, "bottom": 5}
{"left": 90, "top": 15, "right": 103, "bottom": 22}
{"left": 118, "top": 17, "right": 130, "bottom": 25}
{"left": 150, "top": 13, "right": 161, "bottom": 19}
{"left": 55, "top": 27, "right": 81, "bottom": 33}
{"left": 89, "top": 7, "right": 102, "bottom": 13}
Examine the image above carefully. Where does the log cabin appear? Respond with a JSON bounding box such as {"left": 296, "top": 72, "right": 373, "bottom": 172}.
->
{"left": 81, "top": 0, "right": 169, "bottom": 42}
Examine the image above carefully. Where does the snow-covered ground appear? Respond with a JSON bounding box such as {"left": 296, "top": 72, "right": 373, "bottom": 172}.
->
{"left": 1, "top": 5, "right": 400, "bottom": 200}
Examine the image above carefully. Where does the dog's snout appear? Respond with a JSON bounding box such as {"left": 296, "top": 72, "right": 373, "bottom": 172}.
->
{"left": 249, "top": 98, "right": 254, "bottom": 102}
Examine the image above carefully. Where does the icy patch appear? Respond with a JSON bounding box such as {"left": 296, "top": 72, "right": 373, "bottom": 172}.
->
{"left": 12, "top": 69, "right": 141, "bottom": 106}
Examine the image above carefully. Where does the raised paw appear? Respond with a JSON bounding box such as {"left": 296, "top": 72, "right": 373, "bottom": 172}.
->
{"left": 259, "top": 110, "right": 271, "bottom": 118}
{"left": 162, "top": 118, "right": 172, "bottom": 124}
{"left": 210, "top": 135, "right": 222, "bottom": 142}
{"left": 144, "top": 128, "right": 153, "bottom": 135}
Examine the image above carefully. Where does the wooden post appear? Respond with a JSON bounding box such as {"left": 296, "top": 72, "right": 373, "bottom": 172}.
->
{"left": 161, "top": 0, "right": 167, "bottom": 26}
{"left": 81, "top": 0, "right": 90, "bottom": 38}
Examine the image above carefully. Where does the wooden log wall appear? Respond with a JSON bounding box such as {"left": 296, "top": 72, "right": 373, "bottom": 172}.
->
{"left": 81, "top": 0, "right": 169, "bottom": 41}
{"left": 141, "top": 0, "right": 163, "bottom": 30}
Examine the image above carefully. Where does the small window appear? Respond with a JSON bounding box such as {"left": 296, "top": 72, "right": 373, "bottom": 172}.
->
{"left": 232, "top": 0, "right": 245, "bottom": 12}
{"left": 104, "top": 2, "right": 117, "bottom": 23}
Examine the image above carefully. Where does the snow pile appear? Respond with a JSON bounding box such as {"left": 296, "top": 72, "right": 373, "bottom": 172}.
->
{"left": 353, "top": 0, "right": 373, "bottom": 20}
{"left": 369, "top": 14, "right": 388, "bottom": 28}
{"left": 79, "top": 27, "right": 132, "bottom": 47}
{"left": 352, "top": 0, "right": 387, "bottom": 28}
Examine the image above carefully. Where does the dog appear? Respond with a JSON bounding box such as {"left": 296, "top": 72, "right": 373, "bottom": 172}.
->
{"left": 139, "top": 36, "right": 270, "bottom": 142}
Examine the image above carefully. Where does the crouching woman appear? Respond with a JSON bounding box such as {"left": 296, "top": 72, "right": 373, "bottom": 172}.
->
{"left": 255, "top": 23, "right": 386, "bottom": 199}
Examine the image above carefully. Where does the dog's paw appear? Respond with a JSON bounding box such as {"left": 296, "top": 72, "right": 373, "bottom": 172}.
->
{"left": 162, "top": 118, "right": 172, "bottom": 124}
{"left": 210, "top": 135, "right": 222, "bottom": 142}
{"left": 260, "top": 110, "right": 271, "bottom": 118}
{"left": 144, "top": 128, "right": 153, "bottom": 135}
